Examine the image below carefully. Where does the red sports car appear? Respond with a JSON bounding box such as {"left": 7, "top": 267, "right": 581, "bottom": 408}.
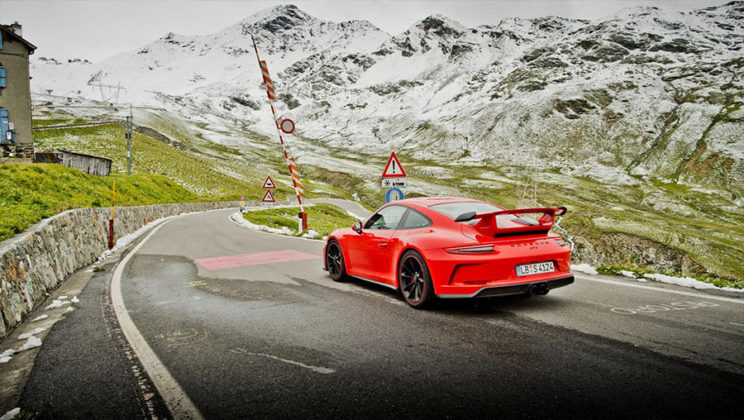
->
{"left": 323, "top": 197, "right": 573, "bottom": 308}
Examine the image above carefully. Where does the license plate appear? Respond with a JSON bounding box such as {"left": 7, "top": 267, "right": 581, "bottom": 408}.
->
{"left": 516, "top": 262, "right": 554, "bottom": 277}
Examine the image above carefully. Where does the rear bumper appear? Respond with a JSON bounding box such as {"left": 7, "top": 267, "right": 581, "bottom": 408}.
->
{"left": 437, "top": 275, "right": 574, "bottom": 299}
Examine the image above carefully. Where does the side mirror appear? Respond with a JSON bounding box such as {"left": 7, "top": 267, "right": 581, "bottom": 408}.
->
{"left": 352, "top": 220, "right": 363, "bottom": 234}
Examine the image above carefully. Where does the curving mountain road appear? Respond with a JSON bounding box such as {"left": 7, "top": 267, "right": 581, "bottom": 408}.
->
{"left": 15, "top": 206, "right": 744, "bottom": 419}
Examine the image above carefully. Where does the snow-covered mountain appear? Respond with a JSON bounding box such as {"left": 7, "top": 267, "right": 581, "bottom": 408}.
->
{"left": 32, "top": 3, "right": 744, "bottom": 194}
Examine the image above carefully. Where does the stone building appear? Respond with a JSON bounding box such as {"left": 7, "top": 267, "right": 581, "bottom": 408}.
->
{"left": 0, "top": 22, "right": 37, "bottom": 158}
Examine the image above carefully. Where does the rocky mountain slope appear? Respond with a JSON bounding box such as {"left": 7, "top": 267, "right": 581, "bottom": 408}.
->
{"left": 29, "top": 3, "right": 744, "bottom": 281}
{"left": 32, "top": 2, "right": 744, "bottom": 197}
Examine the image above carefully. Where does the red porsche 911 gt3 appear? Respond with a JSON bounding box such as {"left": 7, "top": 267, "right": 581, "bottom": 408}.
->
{"left": 323, "top": 197, "right": 573, "bottom": 308}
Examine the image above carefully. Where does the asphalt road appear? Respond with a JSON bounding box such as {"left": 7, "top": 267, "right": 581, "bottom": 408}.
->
{"left": 15, "top": 207, "right": 744, "bottom": 419}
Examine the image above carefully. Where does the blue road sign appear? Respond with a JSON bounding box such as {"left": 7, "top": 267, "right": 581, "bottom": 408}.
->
{"left": 385, "top": 188, "right": 404, "bottom": 203}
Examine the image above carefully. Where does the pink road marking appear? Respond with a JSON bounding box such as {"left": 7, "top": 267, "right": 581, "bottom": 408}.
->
{"left": 195, "top": 249, "right": 320, "bottom": 271}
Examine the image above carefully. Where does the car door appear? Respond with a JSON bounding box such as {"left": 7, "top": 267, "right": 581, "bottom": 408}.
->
{"left": 346, "top": 205, "right": 407, "bottom": 282}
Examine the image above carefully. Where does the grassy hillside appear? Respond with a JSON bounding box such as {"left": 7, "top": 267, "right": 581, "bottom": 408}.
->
{"left": 33, "top": 123, "right": 274, "bottom": 200}
{"left": 0, "top": 163, "right": 200, "bottom": 241}
{"left": 28, "top": 112, "right": 742, "bottom": 286}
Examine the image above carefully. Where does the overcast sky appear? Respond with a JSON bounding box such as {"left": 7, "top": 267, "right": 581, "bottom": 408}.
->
{"left": 0, "top": 0, "right": 728, "bottom": 62}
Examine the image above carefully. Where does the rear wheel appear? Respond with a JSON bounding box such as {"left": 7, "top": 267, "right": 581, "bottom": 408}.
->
{"left": 325, "top": 239, "right": 348, "bottom": 282}
{"left": 399, "top": 250, "right": 433, "bottom": 309}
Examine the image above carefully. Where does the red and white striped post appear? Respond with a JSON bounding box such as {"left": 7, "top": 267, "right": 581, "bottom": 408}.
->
{"left": 251, "top": 35, "right": 308, "bottom": 232}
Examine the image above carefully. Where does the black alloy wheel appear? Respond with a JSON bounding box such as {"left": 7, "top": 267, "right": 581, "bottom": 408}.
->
{"left": 326, "top": 240, "right": 348, "bottom": 282}
{"left": 399, "top": 250, "right": 433, "bottom": 308}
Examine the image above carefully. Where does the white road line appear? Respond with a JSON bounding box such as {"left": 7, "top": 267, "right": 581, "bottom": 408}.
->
{"left": 111, "top": 219, "right": 204, "bottom": 420}
{"left": 576, "top": 274, "right": 744, "bottom": 305}
{"left": 230, "top": 348, "right": 335, "bottom": 374}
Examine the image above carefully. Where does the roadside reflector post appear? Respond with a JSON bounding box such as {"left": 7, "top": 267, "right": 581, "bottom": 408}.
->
{"left": 298, "top": 212, "right": 308, "bottom": 234}
{"left": 109, "top": 180, "right": 116, "bottom": 249}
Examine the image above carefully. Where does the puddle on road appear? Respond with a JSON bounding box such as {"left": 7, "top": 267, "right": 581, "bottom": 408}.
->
{"left": 131, "top": 255, "right": 309, "bottom": 304}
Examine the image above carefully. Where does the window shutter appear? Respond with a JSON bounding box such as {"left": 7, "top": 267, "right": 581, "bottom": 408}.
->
{"left": 0, "top": 32, "right": 3, "bottom": 51}
{"left": 0, "top": 109, "right": 9, "bottom": 145}
{"left": 0, "top": 67, "right": 6, "bottom": 88}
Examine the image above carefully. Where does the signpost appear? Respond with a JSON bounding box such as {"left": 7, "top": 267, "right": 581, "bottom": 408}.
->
{"left": 252, "top": 36, "right": 307, "bottom": 233}
{"left": 382, "top": 152, "right": 407, "bottom": 203}
{"left": 262, "top": 176, "right": 276, "bottom": 189}
{"left": 109, "top": 180, "right": 116, "bottom": 249}
{"left": 382, "top": 152, "right": 407, "bottom": 178}
{"left": 279, "top": 119, "right": 295, "bottom": 134}
{"left": 125, "top": 111, "right": 133, "bottom": 175}
{"left": 261, "top": 176, "right": 276, "bottom": 222}
{"left": 385, "top": 188, "right": 404, "bottom": 203}
{"left": 381, "top": 178, "right": 407, "bottom": 188}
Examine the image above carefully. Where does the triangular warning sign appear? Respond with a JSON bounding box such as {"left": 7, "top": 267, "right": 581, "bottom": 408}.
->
{"left": 382, "top": 152, "right": 407, "bottom": 178}
{"left": 262, "top": 176, "right": 276, "bottom": 189}
{"left": 262, "top": 190, "right": 276, "bottom": 203}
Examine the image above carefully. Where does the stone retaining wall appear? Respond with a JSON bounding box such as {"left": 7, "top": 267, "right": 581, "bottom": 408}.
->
{"left": 0, "top": 201, "right": 244, "bottom": 339}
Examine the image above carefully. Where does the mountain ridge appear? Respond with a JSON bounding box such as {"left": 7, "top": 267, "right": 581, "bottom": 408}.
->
{"left": 31, "top": 2, "right": 744, "bottom": 197}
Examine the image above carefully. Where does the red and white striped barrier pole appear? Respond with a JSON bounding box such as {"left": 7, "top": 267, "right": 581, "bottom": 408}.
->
{"left": 251, "top": 35, "right": 308, "bottom": 232}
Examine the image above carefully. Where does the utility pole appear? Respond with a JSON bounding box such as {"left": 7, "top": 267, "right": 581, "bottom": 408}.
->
{"left": 125, "top": 109, "right": 133, "bottom": 175}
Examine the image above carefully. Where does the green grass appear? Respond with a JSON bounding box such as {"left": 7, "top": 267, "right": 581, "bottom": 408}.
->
{"left": 0, "top": 163, "right": 201, "bottom": 241}
{"left": 33, "top": 123, "right": 281, "bottom": 201}
{"left": 242, "top": 203, "right": 357, "bottom": 237}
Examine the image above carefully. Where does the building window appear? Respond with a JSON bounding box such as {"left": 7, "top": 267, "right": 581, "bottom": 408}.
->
{"left": 0, "top": 32, "right": 3, "bottom": 51}
{"left": 0, "top": 67, "right": 6, "bottom": 88}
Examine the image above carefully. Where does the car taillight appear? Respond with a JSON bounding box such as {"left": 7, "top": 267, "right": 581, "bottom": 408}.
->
{"left": 445, "top": 245, "right": 495, "bottom": 254}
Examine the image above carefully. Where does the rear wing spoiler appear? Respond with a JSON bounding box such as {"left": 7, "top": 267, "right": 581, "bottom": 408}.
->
{"left": 463, "top": 207, "right": 567, "bottom": 238}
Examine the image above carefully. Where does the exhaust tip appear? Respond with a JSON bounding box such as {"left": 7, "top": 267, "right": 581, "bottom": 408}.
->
{"left": 528, "top": 282, "right": 549, "bottom": 295}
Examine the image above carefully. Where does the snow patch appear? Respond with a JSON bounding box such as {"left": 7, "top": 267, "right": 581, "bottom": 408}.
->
{"left": 18, "top": 327, "right": 47, "bottom": 340}
{"left": 572, "top": 263, "right": 598, "bottom": 275}
{"left": 302, "top": 230, "right": 320, "bottom": 239}
{"left": 0, "top": 408, "right": 20, "bottom": 420}
{"left": 32, "top": 314, "right": 49, "bottom": 322}
{"left": 45, "top": 299, "right": 70, "bottom": 310}
{"left": 643, "top": 273, "right": 744, "bottom": 293}
{"left": 619, "top": 270, "right": 637, "bottom": 279}
{"left": 16, "top": 335, "right": 42, "bottom": 352}
{"left": 71, "top": 296, "right": 80, "bottom": 304}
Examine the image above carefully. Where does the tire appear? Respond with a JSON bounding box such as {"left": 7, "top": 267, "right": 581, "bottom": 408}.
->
{"left": 398, "top": 250, "right": 434, "bottom": 309}
{"left": 325, "top": 239, "right": 348, "bottom": 282}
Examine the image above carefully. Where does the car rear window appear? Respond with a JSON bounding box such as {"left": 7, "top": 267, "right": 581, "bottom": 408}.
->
{"left": 430, "top": 202, "right": 531, "bottom": 227}
{"left": 430, "top": 202, "right": 502, "bottom": 220}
